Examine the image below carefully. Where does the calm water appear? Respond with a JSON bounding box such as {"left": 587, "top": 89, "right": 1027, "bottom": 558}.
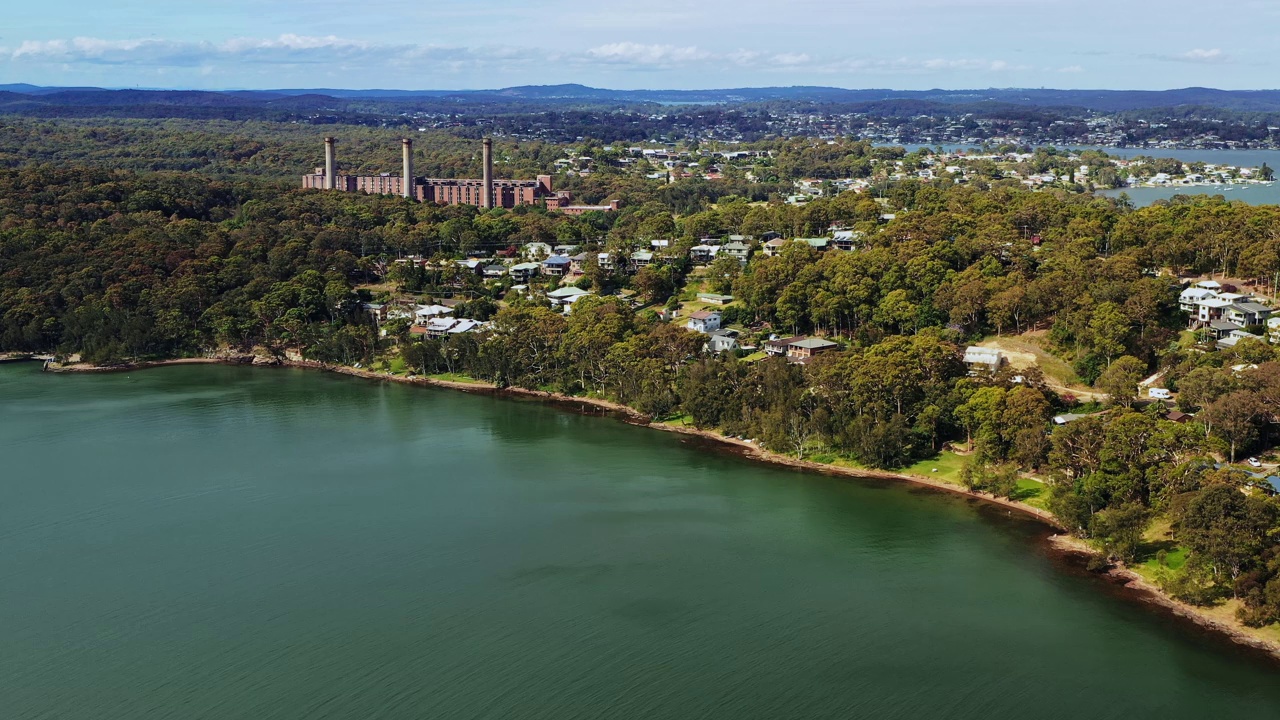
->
{"left": 2, "top": 363, "right": 1279, "bottom": 719}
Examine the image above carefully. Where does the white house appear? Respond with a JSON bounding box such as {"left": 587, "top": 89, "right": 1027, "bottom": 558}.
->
{"left": 963, "top": 346, "right": 1003, "bottom": 374}
{"left": 686, "top": 310, "right": 722, "bottom": 333}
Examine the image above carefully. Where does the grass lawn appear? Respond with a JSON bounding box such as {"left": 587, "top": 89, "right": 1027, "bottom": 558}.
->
{"left": 427, "top": 372, "right": 484, "bottom": 384}
{"left": 902, "top": 451, "right": 967, "bottom": 486}
{"left": 658, "top": 413, "right": 694, "bottom": 427}
{"left": 1013, "top": 478, "right": 1048, "bottom": 508}
{"left": 387, "top": 356, "right": 408, "bottom": 375}
{"left": 739, "top": 351, "right": 767, "bottom": 362}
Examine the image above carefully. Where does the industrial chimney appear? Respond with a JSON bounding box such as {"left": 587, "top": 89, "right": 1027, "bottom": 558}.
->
{"left": 402, "top": 138, "right": 414, "bottom": 199}
{"left": 324, "top": 137, "right": 336, "bottom": 190}
{"left": 482, "top": 137, "right": 494, "bottom": 209}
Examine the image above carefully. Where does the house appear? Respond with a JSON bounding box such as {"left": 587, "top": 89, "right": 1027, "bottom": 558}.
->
{"left": 798, "top": 238, "right": 830, "bottom": 251}
{"left": 1179, "top": 286, "right": 1218, "bottom": 312}
{"left": 547, "top": 286, "right": 591, "bottom": 312}
{"left": 963, "top": 346, "right": 1003, "bottom": 374}
{"left": 510, "top": 262, "right": 541, "bottom": 283}
{"left": 696, "top": 293, "right": 735, "bottom": 306}
{"left": 1225, "top": 302, "right": 1272, "bottom": 327}
{"left": 1052, "top": 413, "right": 1088, "bottom": 425}
{"left": 832, "top": 230, "right": 863, "bottom": 252}
{"left": 1206, "top": 318, "right": 1243, "bottom": 339}
{"left": 424, "top": 317, "right": 486, "bottom": 339}
{"left": 597, "top": 252, "right": 615, "bottom": 271}
{"left": 686, "top": 310, "right": 722, "bottom": 333}
{"left": 764, "top": 336, "right": 804, "bottom": 356}
{"left": 569, "top": 253, "right": 589, "bottom": 274}
{"left": 1195, "top": 296, "right": 1234, "bottom": 324}
{"left": 690, "top": 244, "right": 720, "bottom": 263}
{"left": 705, "top": 329, "right": 739, "bottom": 354}
{"left": 522, "top": 242, "right": 552, "bottom": 260}
{"left": 1218, "top": 330, "right": 1264, "bottom": 350}
{"left": 720, "top": 241, "right": 751, "bottom": 263}
{"left": 762, "top": 238, "right": 789, "bottom": 257}
{"left": 786, "top": 337, "right": 838, "bottom": 361}
{"left": 631, "top": 251, "right": 655, "bottom": 270}
{"left": 553, "top": 244, "right": 580, "bottom": 256}
{"left": 483, "top": 264, "right": 507, "bottom": 279}
{"left": 1164, "top": 410, "right": 1193, "bottom": 423}
{"left": 414, "top": 304, "right": 454, "bottom": 322}
{"left": 542, "top": 255, "right": 572, "bottom": 277}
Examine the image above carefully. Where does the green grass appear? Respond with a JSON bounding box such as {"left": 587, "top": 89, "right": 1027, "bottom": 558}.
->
{"left": 1013, "top": 478, "right": 1048, "bottom": 508}
{"left": 901, "top": 451, "right": 967, "bottom": 486}
{"left": 739, "top": 351, "right": 767, "bottom": 362}
{"left": 658, "top": 413, "right": 694, "bottom": 426}
{"left": 387, "top": 356, "right": 408, "bottom": 375}
{"left": 427, "top": 372, "right": 483, "bottom": 384}
{"left": 1135, "top": 546, "right": 1188, "bottom": 582}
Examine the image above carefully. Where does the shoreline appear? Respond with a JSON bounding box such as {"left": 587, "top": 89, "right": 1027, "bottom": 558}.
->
{"left": 30, "top": 353, "right": 1280, "bottom": 661}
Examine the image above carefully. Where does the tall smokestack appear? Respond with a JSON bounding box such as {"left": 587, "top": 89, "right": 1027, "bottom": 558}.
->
{"left": 402, "top": 138, "right": 414, "bottom": 199}
{"left": 324, "top": 137, "right": 336, "bottom": 190}
{"left": 482, "top": 137, "right": 494, "bottom": 209}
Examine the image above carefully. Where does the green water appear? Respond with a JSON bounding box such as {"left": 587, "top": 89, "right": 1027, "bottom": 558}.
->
{"left": 2, "top": 363, "right": 1278, "bottom": 719}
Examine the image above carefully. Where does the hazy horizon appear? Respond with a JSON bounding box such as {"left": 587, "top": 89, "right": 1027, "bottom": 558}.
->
{"left": 1, "top": 1, "right": 1268, "bottom": 91}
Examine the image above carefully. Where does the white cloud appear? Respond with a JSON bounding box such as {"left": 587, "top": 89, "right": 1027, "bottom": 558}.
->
{"left": 1148, "top": 48, "right": 1230, "bottom": 64}
{"left": 585, "top": 42, "right": 710, "bottom": 67}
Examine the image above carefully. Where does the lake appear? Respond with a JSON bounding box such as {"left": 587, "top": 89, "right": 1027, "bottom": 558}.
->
{"left": 2, "top": 363, "right": 1279, "bottom": 719}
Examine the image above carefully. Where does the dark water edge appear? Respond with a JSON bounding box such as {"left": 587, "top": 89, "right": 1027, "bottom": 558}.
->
{"left": 5, "top": 362, "right": 1280, "bottom": 719}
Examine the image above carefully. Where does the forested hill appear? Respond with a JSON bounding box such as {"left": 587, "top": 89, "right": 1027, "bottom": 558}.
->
{"left": 6, "top": 84, "right": 1280, "bottom": 114}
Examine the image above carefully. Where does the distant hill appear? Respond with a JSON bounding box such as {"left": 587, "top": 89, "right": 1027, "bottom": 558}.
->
{"left": 5, "top": 83, "right": 1280, "bottom": 114}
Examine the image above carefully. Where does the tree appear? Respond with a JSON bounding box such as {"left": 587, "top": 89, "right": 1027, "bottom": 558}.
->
{"left": 1096, "top": 355, "right": 1145, "bottom": 407}
{"left": 1090, "top": 503, "right": 1150, "bottom": 563}
{"left": 1001, "top": 386, "right": 1052, "bottom": 469}
{"left": 1201, "top": 390, "right": 1265, "bottom": 463}
{"left": 1175, "top": 485, "right": 1278, "bottom": 593}
{"left": 1088, "top": 302, "right": 1130, "bottom": 366}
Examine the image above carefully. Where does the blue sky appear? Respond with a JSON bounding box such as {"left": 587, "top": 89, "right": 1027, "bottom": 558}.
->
{"left": 0, "top": 0, "right": 1273, "bottom": 90}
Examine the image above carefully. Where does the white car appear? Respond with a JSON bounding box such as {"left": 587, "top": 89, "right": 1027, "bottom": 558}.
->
{"left": 1248, "top": 457, "right": 1263, "bottom": 468}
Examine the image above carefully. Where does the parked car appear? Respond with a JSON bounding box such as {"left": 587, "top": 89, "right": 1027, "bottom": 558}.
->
{"left": 1248, "top": 457, "right": 1263, "bottom": 468}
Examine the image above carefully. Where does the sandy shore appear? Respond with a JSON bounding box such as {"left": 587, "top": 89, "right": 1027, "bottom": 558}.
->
{"left": 32, "top": 353, "right": 1280, "bottom": 660}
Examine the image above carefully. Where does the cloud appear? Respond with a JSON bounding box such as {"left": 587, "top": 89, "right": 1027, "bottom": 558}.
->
{"left": 1148, "top": 48, "right": 1230, "bottom": 64}
{"left": 2, "top": 33, "right": 1038, "bottom": 85}
{"left": 585, "top": 42, "right": 710, "bottom": 67}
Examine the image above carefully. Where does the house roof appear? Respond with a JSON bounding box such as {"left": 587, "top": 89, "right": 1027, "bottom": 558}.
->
{"left": 543, "top": 256, "right": 571, "bottom": 266}
{"left": 1233, "top": 302, "right": 1272, "bottom": 313}
{"left": 697, "top": 293, "right": 734, "bottom": 302}
{"left": 1208, "top": 319, "right": 1243, "bottom": 331}
{"left": 791, "top": 337, "right": 837, "bottom": 350}
{"left": 963, "top": 346, "right": 1002, "bottom": 364}
{"left": 548, "top": 286, "right": 590, "bottom": 299}
{"left": 765, "top": 335, "right": 804, "bottom": 348}
{"left": 689, "top": 310, "right": 720, "bottom": 320}
{"left": 510, "top": 262, "right": 540, "bottom": 271}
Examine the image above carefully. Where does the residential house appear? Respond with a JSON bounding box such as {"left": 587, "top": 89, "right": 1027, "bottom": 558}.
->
{"left": 720, "top": 241, "right": 751, "bottom": 263}
{"left": 414, "top": 304, "right": 454, "bottom": 323}
{"left": 1206, "top": 319, "right": 1243, "bottom": 340}
{"left": 542, "top": 255, "right": 571, "bottom": 277}
{"left": 483, "top": 264, "right": 507, "bottom": 279}
{"left": 832, "top": 230, "right": 863, "bottom": 252}
{"left": 798, "top": 238, "right": 830, "bottom": 251}
{"left": 522, "top": 242, "right": 552, "bottom": 260}
{"left": 1179, "top": 286, "right": 1218, "bottom": 312}
{"left": 786, "top": 337, "right": 838, "bottom": 361}
{"left": 630, "top": 251, "right": 654, "bottom": 270}
{"left": 686, "top": 310, "right": 722, "bottom": 334}
{"left": 690, "top": 244, "right": 720, "bottom": 264}
{"left": 548, "top": 285, "right": 591, "bottom": 309}
{"left": 510, "top": 262, "right": 541, "bottom": 284}
{"left": 1225, "top": 302, "right": 1272, "bottom": 327}
{"left": 553, "top": 244, "right": 580, "bottom": 256}
{"left": 1195, "top": 296, "right": 1235, "bottom": 324}
{"left": 705, "top": 329, "right": 739, "bottom": 354}
{"left": 696, "top": 293, "right": 735, "bottom": 306}
{"left": 764, "top": 336, "right": 804, "bottom": 356}
{"left": 963, "top": 346, "right": 1003, "bottom": 375}
{"left": 597, "top": 252, "right": 615, "bottom": 271}
{"left": 762, "top": 238, "right": 789, "bottom": 257}
{"left": 1218, "top": 329, "right": 1264, "bottom": 350}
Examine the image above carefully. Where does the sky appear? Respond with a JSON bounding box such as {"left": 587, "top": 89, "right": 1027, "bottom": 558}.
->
{"left": 0, "top": 0, "right": 1274, "bottom": 91}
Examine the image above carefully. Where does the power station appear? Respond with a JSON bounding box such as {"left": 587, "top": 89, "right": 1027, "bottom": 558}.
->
{"left": 303, "top": 137, "right": 559, "bottom": 209}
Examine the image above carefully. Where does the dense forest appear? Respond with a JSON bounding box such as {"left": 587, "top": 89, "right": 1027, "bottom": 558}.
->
{"left": 8, "top": 126, "right": 1280, "bottom": 629}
